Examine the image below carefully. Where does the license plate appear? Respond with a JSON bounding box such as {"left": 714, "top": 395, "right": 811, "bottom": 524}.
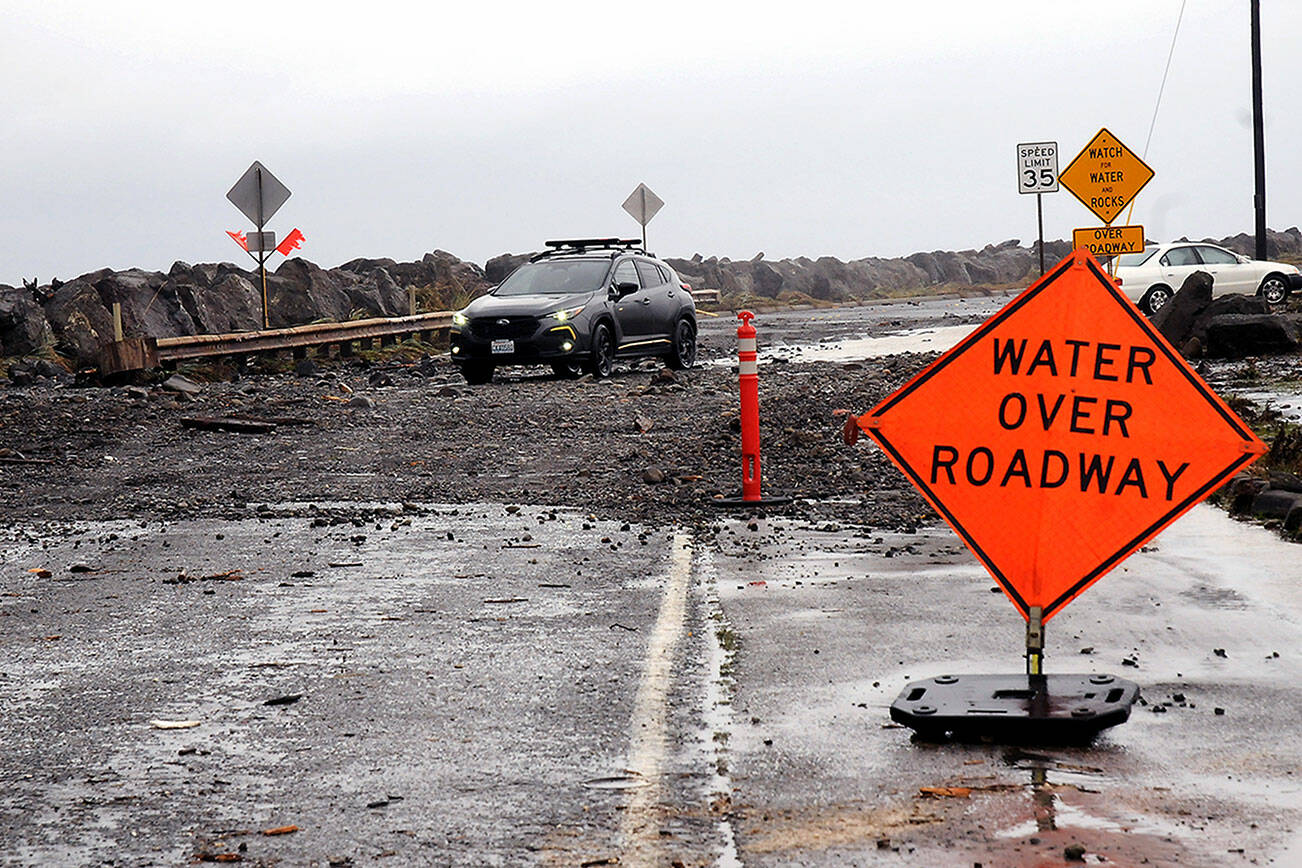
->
{"left": 491, "top": 339, "right": 514, "bottom": 355}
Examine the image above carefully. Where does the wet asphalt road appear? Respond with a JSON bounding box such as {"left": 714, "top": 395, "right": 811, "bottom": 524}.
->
{"left": 0, "top": 508, "right": 728, "bottom": 866}
{"left": 2, "top": 295, "right": 1300, "bottom": 866}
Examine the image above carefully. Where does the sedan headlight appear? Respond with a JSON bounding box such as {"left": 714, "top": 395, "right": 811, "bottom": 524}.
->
{"left": 452, "top": 311, "right": 469, "bottom": 327}
{"left": 546, "top": 306, "right": 584, "bottom": 323}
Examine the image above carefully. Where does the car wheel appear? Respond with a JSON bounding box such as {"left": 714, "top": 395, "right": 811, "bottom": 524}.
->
{"left": 551, "top": 360, "right": 584, "bottom": 379}
{"left": 1141, "top": 285, "right": 1171, "bottom": 315}
{"left": 666, "top": 318, "right": 697, "bottom": 370}
{"left": 588, "top": 322, "right": 615, "bottom": 378}
{"left": 1259, "top": 274, "right": 1289, "bottom": 306}
{"left": 461, "top": 362, "right": 494, "bottom": 385}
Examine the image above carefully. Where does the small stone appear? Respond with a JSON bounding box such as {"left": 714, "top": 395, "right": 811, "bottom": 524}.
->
{"left": 1213, "top": 648, "right": 1227, "bottom": 658}
{"left": 346, "top": 396, "right": 374, "bottom": 409}
{"left": 1214, "top": 707, "right": 1226, "bottom": 716}
{"left": 1064, "top": 844, "right": 1086, "bottom": 861}
{"left": 643, "top": 467, "right": 666, "bottom": 484}
{"left": 161, "top": 374, "right": 202, "bottom": 396}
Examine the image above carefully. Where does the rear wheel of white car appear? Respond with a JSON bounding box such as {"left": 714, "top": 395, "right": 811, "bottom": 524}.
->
{"left": 1140, "top": 285, "right": 1171, "bottom": 315}
{"left": 1259, "top": 274, "right": 1289, "bottom": 306}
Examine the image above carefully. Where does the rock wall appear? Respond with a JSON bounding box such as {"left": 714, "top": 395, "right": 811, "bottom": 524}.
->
{"left": 664, "top": 228, "right": 1302, "bottom": 302}
{"left": 8, "top": 251, "right": 489, "bottom": 365}
{"left": 6, "top": 228, "right": 1302, "bottom": 365}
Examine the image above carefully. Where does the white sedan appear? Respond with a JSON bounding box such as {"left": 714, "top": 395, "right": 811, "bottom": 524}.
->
{"left": 1110, "top": 241, "right": 1301, "bottom": 314}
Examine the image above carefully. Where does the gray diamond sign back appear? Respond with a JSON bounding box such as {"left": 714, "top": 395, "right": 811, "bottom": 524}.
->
{"left": 622, "top": 183, "right": 664, "bottom": 227}
{"left": 227, "top": 161, "right": 291, "bottom": 228}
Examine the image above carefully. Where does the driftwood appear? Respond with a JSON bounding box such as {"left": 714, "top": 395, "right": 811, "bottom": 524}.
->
{"left": 179, "top": 416, "right": 276, "bottom": 434}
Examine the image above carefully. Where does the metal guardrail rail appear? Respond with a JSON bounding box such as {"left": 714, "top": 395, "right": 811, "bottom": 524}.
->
{"left": 154, "top": 311, "right": 453, "bottom": 362}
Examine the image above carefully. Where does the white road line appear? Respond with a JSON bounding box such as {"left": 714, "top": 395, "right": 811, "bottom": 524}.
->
{"left": 618, "top": 531, "right": 694, "bottom": 866}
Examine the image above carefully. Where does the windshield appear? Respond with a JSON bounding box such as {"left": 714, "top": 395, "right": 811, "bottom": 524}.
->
{"left": 1113, "top": 249, "right": 1158, "bottom": 268}
{"left": 495, "top": 259, "right": 609, "bottom": 296}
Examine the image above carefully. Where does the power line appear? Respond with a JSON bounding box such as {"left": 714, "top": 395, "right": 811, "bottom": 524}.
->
{"left": 1143, "top": 0, "right": 1188, "bottom": 159}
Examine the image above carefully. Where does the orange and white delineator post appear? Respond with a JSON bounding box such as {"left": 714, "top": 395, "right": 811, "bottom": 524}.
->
{"left": 716, "top": 310, "right": 790, "bottom": 508}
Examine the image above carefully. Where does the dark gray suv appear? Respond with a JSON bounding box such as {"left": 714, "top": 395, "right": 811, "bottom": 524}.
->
{"left": 449, "top": 239, "right": 698, "bottom": 384}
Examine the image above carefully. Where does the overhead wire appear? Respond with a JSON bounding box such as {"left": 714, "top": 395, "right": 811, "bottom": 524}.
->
{"left": 1124, "top": 0, "right": 1187, "bottom": 233}
{"left": 1144, "top": 0, "right": 1188, "bottom": 160}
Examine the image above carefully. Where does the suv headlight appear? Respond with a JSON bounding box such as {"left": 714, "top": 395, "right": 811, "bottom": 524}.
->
{"left": 452, "top": 311, "right": 469, "bottom": 327}
{"left": 546, "top": 306, "right": 585, "bottom": 323}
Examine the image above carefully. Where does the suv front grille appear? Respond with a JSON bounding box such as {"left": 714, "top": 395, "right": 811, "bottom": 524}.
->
{"left": 469, "top": 316, "right": 539, "bottom": 340}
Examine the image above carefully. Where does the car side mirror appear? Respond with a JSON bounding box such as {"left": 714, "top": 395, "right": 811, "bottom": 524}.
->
{"left": 612, "top": 280, "right": 639, "bottom": 299}
{"left": 1236, "top": 254, "right": 1249, "bottom": 264}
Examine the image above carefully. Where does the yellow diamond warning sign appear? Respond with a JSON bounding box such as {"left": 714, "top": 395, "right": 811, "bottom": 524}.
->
{"left": 1060, "top": 129, "right": 1154, "bottom": 225}
{"left": 1073, "top": 225, "right": 1145, "bottom": 258}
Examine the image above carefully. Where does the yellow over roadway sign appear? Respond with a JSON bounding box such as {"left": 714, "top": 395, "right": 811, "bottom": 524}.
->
{"left": 1073, "top": 225, "right": 1145, "bottom": 258}
{"left": 1059, "top": 129, "right": 1155, "bottom": 225}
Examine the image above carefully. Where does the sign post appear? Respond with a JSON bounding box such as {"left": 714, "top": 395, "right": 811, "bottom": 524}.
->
{"left": 844, "top": 248, "right": 1267, "bottom": 740}
{"left": 227, "top": 161, "right": 292, "bottom": 329}
{"left": 622, "top": 183, "right": 664, "bottom": 250}
{"left": 1016, "top": 142, "right": 1059, "bottom": 276}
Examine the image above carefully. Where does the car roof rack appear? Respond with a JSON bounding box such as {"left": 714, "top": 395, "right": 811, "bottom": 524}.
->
{"left": 531, "top": 238, "right": 647, "bottom": 261}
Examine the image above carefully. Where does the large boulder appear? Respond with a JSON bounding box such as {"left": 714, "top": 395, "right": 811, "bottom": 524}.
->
{"left": 266, "top": 258, "right": 355, "bottom": 327}
{"left": 1204, "top": 313, "right": 1302, "bottom": 357}
{"left": 42, "top": 279, "right": 116, "bottom": 363}
{"left": 0, "top": 284, "right": 54, "bottom": 356}
{"left": 92, "top": 267, "right": 197, "bottom": 339}
{"left": 484, "top": 252, "right": 531, "bottom": 286}
{"left": 1151, "top": 270, "right": 1213, "bottom": 349}
{"left": 343, "top": 266, "right": 408, "bottom": 317}
{"left": 174, "top": 272, "right": 265, "bottom": 334}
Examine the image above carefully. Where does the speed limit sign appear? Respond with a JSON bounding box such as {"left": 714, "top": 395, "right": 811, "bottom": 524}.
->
{"left": 1017, "top": 141, "right": 1059, "bottom": 194}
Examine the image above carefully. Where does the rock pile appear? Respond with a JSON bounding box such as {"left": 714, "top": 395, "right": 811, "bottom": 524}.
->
{"left": 1, "top": 251, "right": 489, "bottom": 365}
{"left": 1153, "top": 271, "right": 1302, "bottom": 358}
{"left": 5, "top": 227, "right": 1302, "bottom": 366}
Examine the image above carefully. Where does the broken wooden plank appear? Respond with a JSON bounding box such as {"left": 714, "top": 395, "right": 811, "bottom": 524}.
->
{"left": 179, "top": 416, "right": 277, "bottom": 434}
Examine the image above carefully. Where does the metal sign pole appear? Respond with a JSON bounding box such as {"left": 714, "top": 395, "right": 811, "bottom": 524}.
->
{"left": 256, "top": 167, "right": 269, "bottom": 330}
{"left": 1025, "top": 606, "right": 1044, "bottom": 676}
{"left": 640, "top": 187, "right": 648, "bottom": 250}
{"left": 1036, "top": 193, "right": 1045, "bottom": 277}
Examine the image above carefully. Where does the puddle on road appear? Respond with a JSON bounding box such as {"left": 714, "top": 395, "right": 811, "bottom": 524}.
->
{"left": 708, "top": 323, "right": 979, "bottom": 366}
{"left": 1238, "top": 389, "right": 1302, "bottom": 423}
{"left": 768, "top": 323, "right": 978, "bottom": 364}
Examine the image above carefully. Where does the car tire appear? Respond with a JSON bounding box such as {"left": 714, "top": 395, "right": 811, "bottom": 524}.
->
{"left": 551, "top": 360, "right": 584, "bottom": 379}
{"left": 1259, "top": 274, "right": 1289, "bottom": 306}
{"left": 1140, "top": 285, "right": 1171, "bottom": 316}
{"left": 461, "top": 362, "right": 494, "bottom": 385}
{"left": 588, "top": 322, "right": 615, "bottom": 378}
{"left": 666, "top": 318, "right": 697, "bottom": 370}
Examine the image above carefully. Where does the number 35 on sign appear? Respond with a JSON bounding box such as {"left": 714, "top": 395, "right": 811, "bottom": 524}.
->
{"left": 1017, "top": 142, "right": 1059, "bottom": 194}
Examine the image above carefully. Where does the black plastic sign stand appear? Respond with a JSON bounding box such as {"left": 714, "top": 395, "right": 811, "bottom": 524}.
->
{"left": 890, "top": 672, "right": 1139, "bottom": 744}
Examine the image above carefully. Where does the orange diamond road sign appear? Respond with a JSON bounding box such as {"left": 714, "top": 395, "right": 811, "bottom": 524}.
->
{"left": 851, "top": 249, "right": 1266, "bottom": 622}
{"left": 1073, "top": 225, "right": 1144, "bottom": 258}
{"left": 1059, "top": 128, "right": 1155, "bottom": 225}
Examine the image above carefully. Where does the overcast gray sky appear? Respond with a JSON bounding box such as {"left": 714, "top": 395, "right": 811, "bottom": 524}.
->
{"left": 3, "top": 0, "right": 1299, "bottom": 284}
